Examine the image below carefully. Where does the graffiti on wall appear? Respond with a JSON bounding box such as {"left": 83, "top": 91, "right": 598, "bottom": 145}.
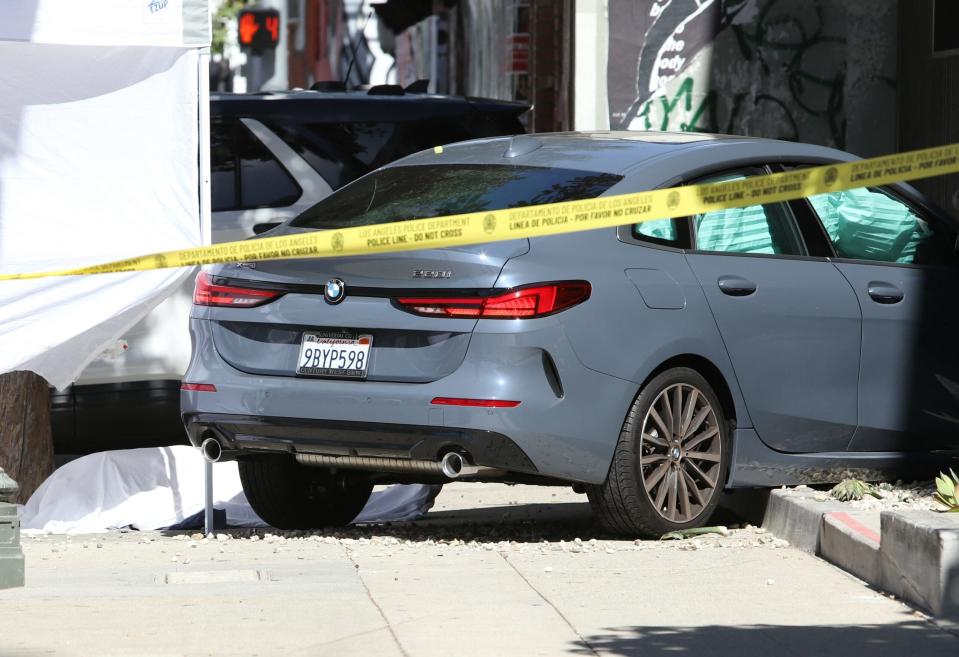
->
{"left": 617, "top": 0, "right": 743, "bottom": 116}
{"left": 608, "top": 0, "right": 896, "bottom": 152}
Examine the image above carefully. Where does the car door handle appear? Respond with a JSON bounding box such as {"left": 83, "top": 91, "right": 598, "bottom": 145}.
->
{"left": 717, "top": 276, "right": 757, "bottom": 297}
{"left": 867, "top": 282, "right": 904, "bottom": 304}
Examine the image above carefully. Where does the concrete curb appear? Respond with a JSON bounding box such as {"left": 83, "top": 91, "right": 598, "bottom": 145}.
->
{"left": 880, "top": 510, "right": 959, "bottom": 619}
{"left": 762, "top": 490, "right": 959, "bottom": 623}
{"left": 761, "top": 489, "right": 846, "bottom": 554}
{"left": 821, "top": 510, "right": 881, "bottom": 585}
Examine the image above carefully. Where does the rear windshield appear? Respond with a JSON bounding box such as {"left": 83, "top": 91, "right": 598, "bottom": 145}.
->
{"left": 289, "top": 164, "right": 622, "bottom": 230}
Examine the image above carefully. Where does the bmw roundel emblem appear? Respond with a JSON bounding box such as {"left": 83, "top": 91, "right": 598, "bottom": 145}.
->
{"left": 324, "top": 278, "right": 346, "bottom": 304}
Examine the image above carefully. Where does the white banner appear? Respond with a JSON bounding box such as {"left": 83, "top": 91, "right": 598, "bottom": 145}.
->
{"left": 0, "top": 0, "right": 210, "bottom": 48}
{"left": 0, "top": 42, "right": 203, "bottom": 387}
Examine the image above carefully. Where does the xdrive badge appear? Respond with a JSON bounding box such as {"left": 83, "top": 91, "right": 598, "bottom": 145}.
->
{"left": 413, "top": 269, "right": 452, "bottom": 279}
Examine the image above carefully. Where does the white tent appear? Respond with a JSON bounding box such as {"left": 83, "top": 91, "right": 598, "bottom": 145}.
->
{"left": 0, "top": 0, "right": 211, "bottom": 389}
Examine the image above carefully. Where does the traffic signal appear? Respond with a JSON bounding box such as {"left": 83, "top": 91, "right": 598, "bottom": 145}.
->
{"left": 238, "top": 9, "right": 280, "bottom": 52}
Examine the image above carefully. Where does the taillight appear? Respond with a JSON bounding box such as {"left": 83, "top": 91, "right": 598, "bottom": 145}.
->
{"left": 431, "top": 397, "right": 521, "bottom": 407}
{"left": 181, "top": 382, "right": 217, "bottom": 392}
{"left": 193, "top": 271, "right": 282, "bottom": 308}
{"left": 395, "top": 281, "right": 590, "bottom": 319}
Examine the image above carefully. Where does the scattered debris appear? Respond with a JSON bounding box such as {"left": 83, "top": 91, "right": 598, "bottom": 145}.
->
{"left": 782, "top": 480, "right": 940, "bottom": 512}
{"left": 660, "top": 526, "right": 729, "bottom": 541}
{"left": 21, "top": 519, "right": 806, "bottom": 559}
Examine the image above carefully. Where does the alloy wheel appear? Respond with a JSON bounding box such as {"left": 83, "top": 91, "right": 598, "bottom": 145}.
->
{"left": 638, "top": 383, "right": 722, "bottom": 523}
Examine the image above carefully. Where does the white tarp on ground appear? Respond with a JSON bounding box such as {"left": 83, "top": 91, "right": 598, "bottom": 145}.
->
{"left": 0, "top": 1, "right": 209, "bottom": 389}
{"left": 18, "top": 447, "right": 442, "bottom": 534}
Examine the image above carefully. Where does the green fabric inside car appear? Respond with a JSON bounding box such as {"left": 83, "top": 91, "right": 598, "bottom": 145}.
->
{"left": 809, "top": 188, "right": 931, "bottom": 264}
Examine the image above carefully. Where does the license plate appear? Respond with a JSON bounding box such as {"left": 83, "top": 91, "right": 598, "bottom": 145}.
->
{"left": 296, "top": 332, "right": 373, "bottom": 378}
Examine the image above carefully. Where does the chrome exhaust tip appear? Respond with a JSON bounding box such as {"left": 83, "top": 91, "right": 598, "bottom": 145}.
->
{"left": 441, "top": 452, "right": 466, "bottom": 479}
{"left": 201, "top": 436, "right": 224, "bottom": 463}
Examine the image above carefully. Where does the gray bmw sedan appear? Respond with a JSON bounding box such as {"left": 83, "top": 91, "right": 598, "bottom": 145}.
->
{"left": 181, "top": 132, "right": 959, "bottom": 537}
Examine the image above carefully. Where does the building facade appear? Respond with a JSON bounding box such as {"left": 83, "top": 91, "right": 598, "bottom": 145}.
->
{"left": 214, "top": 0, "right": 958, "bottom": 210}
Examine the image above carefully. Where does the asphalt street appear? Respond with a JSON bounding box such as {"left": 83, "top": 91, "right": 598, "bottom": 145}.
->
{"left": 2, "top": 483, "right": 957, "bottom": 657}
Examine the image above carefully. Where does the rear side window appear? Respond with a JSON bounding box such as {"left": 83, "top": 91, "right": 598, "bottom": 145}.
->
{"left": 235, "top": 123, "right": 301, "bottom": 209}
{"left": 695, "top": 205, "right": 806, "bottom": 255}
{"left": 211, "top": 119, "right": 302, "bottom": 212}
{"left": 634, "top": 218, "right": 680, "bottom": 244}
{"left": 290, "top": 165, "right": 622, "bottom": 230}
{"left": 807, "top": 187, "right": 948, "bottom": 265}
{"left": 692, "top": 173, "right": 806, "bottom": 256}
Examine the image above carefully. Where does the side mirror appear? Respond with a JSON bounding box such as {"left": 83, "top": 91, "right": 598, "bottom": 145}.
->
{"left": 253, "top": 222, "right": 281, "bottom": 235}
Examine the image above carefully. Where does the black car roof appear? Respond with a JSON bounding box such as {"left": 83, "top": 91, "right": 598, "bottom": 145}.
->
{"left": 211, "top": 90, "right": 530, "bottom": 123}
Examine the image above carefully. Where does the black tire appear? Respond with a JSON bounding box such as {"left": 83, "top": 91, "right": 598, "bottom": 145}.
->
{"left": 587, "top": 367, "right": 731, "bottom": 538}
{"left": 238, "top": 455, "right": 373, "bottom": 530}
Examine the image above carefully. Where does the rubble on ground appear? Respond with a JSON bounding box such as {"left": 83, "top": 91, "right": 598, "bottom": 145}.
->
{"left": 23, "top": 519, "right": 793, "bottom": 557}
{"left": 781, "top": 481, "right": 940, "bottom": 512}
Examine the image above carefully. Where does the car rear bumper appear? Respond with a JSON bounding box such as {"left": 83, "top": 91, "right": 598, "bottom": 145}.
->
{"left": 181, "top": 317, "right": 639, "bottom": 484}
{"left": 184, "top": 412, "right": 539, "bottom": 474}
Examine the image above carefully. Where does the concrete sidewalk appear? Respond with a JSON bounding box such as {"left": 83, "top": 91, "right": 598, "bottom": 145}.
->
{"left": 2, "top": 484, "right": 958, "bottom": 657}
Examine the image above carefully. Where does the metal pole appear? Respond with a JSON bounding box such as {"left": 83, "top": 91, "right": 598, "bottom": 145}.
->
{"left": 199, "top": 47, "right": 214, "bottom": 539}
{"left": 258, "top": 0, "right": 288, "bottom": 90}
{"left": 198, "top": 47, "right": 212, "bottom": 247}
{"left": 204, "top": 460, "right": 214, "bottom": 536}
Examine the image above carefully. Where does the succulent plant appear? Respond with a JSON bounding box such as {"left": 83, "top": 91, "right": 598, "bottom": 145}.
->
{"left": 934, "top": 470, "right": 959, "bottom": 512}
{"left": 830, "top": 479, "right": 882, "bottom": 502}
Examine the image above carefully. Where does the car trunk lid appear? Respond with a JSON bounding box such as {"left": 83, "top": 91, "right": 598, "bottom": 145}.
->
{"left": 207, "top": 241, "right": 526, "bottom": 383}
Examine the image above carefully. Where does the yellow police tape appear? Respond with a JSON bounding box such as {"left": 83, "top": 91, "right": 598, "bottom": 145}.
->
{"left": 3, "top": 142, "right": 959, "bottom": 281}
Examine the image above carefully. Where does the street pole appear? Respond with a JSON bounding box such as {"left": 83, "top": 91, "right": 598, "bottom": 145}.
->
{"left": 204, "top": 460, "right": 214, "bottom": 537}
{"left": 257, "top": 0, "right": 287, "bottom": 91}
{"left": 199, "top": 46, "right": 214, "bottom": 539}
